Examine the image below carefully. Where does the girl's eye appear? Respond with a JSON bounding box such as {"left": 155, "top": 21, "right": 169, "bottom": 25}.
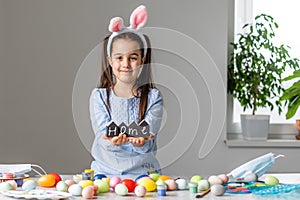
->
{"left": 130, "top": 57, "right": 137, "bottom": 61}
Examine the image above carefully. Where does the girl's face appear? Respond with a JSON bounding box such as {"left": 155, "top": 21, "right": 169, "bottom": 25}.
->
{"left": 108, "top": 39, "right": 145, "bottom": 86}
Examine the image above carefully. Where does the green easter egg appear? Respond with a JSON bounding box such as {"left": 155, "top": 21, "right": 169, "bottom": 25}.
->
{"left": 149, "top": 173, "right": 160, "bottom": 182}
{"left": 198, "top": 180, "right": 210, "bottom": 191}
{"left": 264, "top": 175, "right": 279, "bottom": 186}
{"left": 94, "top": 179, "right": 110, "bottom": 193}
{"left": 190, "top": 175, "right": 203, "bottom": 183}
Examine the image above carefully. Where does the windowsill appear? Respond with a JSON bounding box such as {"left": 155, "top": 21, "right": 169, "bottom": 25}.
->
{"left": 225, "top": 133, "right": 300, "bottom": 147}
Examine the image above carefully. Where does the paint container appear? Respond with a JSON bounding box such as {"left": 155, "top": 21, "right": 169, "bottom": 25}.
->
{"left": 82, "top": 172, "right": 92, "bottom": 180}
{"left": 84, "top": 169, "right": 94, "bottom": 180}
{"left": 157, "top": 184, "right": 167, "bottom": 196}
{"left": 189, "top": 182, "right": 198, "bottom": 193}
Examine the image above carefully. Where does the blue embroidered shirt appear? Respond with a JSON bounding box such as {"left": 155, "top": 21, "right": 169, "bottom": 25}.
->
{"left": 89, "top": 88, "right": 163, "bottom": 176}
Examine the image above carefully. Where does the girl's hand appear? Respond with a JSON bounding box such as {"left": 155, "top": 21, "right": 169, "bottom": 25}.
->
{"left": 103, "top": 133, "right": 128, "bottom": 146}
{"left": 128, "top": 135, "right": 154, "bottom": 147}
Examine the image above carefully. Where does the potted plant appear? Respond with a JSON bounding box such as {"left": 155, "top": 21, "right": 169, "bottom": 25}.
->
{"left": 228, "top": 14, "right": 300, "bottom": 140}
{"left": 280, "top": 69, "right": 300, "bottom": 139}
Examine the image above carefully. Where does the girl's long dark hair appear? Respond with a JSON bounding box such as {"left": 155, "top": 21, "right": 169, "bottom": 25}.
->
{"left": 98, "top": 32, "right": 155, "bottom": 122}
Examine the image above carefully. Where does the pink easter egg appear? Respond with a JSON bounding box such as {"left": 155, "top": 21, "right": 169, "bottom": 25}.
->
{"left": 208, "top": 175, "right": 223, "bottom": 186}
{"left": 134, "top": 185, "right": 146, "bottom": 197}
{"left": 217, "top": 174, "right": 229, "bottom": 184}
{"left": 110, "top": 176, "right": 121, "bottom": 188}
{"left": 65, "top": 179, "right": 76, "bottom": 187}
{"left": 165, "top": 179, "right": 177, "bottom": 191}
{"left": 82, "top": 185, "right": 94, "bottom": 199}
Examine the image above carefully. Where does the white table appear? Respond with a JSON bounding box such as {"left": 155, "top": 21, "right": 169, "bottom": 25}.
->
{"left": 1, "top": 173, "right": 300, "bottom": 199}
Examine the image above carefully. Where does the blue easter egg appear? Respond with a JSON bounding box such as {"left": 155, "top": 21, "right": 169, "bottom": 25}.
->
{"left": 135, "top": 174, "right": 149, "bottom": 182}
{"left": 92, "top": 174, "right": 107, "bottom": 181}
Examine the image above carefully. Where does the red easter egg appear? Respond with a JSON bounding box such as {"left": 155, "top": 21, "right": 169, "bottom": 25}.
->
{"left": 121, "top": 179, "right": 137, "bottom": 192}
{"left": 49, "top": 172, "right": 62, "bottom": 186}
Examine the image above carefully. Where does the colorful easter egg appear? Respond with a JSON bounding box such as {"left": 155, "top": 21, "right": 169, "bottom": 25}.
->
{"left": 65, "top": 179, "right": 76, "bottom": 187}
{"left": 198, "top": 179, "right": 210, "bottom": 191}
{"left": 134, "top": 185, "right": 146, "bottom": 197}
{"left": 138, "top": 178, "right": 156, "bottom": 192}
{"left": 68, "top": 184, "right": 82, "bottom": 196}
{"left": 0, "top": 182, "right": 13, "bottom": 192}
{"left": 217, "top": 174, "right": 229, "bottom": 184}
{"left": 121, "top": 179, "right": 136, "bottom": 192}
{"left": 49, "top": 172, "right": 62, "bottom": 186}
{"left": 208, "top": 175, "right": 223, "bottom": 185}
{"left": 149, "top": 173, "right": 160, "bottom": 182}
{"left": 264, "top": 175, "right": 279, "bottom": 186}
{"left": 21, "top": 180, "right": 37, "bottom": 191}
{"left": 165, "top": 179, "right": 177, "bottom": 191}
{"left": 190, "top": 175, "right": 203, "bottom": 183}
{"left": 135, "top": 174, "right": 149, "bottom": 182}
{"left": 115, "top": 183, "right": 128, "bottom": 196}
{"left": 6, "top": 180, "right": 17, "bottom": 190}
{"left": 157, "top": 175, "right": 172, "bottom": 181}
{"left": 56, "top": 181, "right": 68, "bottom": 192}
{"left": 79, "top": 180, "right": 94, "bottom": 188}
{"left": 110, "top": 176, "right": 121, "bottom": 188}
{"left": 37, "top": 174, "right": 56, "bottom": 187}
{"left": 82, "top": 185, "right": 94, "bottom": 199}
{"left": 94, "top": 179, "right": 109, "bottom": 193}
{"left": 211, "top": 184, "right": 226, "bottom": 196}
{"left": 93, "top": 174, "right": 106, "bottom": 181}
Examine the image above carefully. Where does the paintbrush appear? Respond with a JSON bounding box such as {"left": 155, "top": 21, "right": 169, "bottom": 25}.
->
{"left": 195, "top": 188, "right": 211, "bottom": 198}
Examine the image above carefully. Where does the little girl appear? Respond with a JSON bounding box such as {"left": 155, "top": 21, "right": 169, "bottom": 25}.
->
{"left": 89, "top": 5, "right": 163, "bottom": 176}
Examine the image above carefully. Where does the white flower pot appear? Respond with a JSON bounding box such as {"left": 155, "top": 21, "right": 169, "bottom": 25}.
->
{"left": 240, "top": 114, "right": 270, "bottom": 140}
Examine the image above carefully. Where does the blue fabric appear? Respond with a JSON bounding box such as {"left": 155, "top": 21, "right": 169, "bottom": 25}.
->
{"left": 89, "top": 88, "right": 163, "bottom": 176}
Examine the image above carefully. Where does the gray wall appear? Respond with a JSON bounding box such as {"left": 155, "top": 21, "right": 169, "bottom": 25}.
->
{"left": 0, "top": 0, "right": 4, "bottom": 128}
{"left": 0, "top": 0, "right": 298, "bottom": 176}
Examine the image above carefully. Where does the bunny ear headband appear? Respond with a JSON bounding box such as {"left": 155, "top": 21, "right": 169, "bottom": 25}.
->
{"left": 107, "top": 5, "right": 148, "bottom": 57}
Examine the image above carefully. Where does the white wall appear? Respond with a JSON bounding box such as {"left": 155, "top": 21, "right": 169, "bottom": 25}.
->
{"left": 0, "top": 0, "right": 298, "bottom": 176}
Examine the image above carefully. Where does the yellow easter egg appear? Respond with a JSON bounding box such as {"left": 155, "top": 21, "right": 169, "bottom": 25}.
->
{"left": 138, "top": 178, "right": 156, "bottom": 192}
{"left": 102, "top": 178, "right": 110, "bottom": 184}
{"left": 79, "top": 180, "right": 94, "bottom": 188}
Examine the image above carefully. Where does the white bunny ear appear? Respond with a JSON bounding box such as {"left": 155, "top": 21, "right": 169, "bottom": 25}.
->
{"left": 130, "top": 5, "right": 147, "bottom": 30}
{"left": 108, "top": 17, "right": 124, "bottom": 32}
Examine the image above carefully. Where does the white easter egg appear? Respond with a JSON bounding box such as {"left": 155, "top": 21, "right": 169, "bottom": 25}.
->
{"left": 211, "top": 184, "right": 226, "bottom": 196}
{"left": 68, "top": 184, "right": 82, "bottom": 196}
{"left": 21, "top": 180, "right": 37, "bottom": 191}
{"left": 197, "top": 179, "right": 210, "bottom": 191}
{"left": 0, "top": 182, "right": 13, "bottom": 192}
{"left": 208, "top": 175, "right": 223, "bottom": 185}
{"left": 244, "top": 173, "right": 258, "bottom": 182}
{"left": 6, "top": 180, "right": 17, "bottom": 190}
{"left": 134, "top": 185, "right": 146, "bottom": 197}
{"left": 115, "top": 183, "right": 128, "bottom": 196}
{"left": 56, "top": 181, "right": 68, "bottom": 192}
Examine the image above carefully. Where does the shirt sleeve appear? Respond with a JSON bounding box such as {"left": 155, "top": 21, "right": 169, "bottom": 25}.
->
{"left": 131, "top": 88, "right": 163, "bottom": 154}
{"left": 89, "top": 88, "right": 120, "bottom": 152}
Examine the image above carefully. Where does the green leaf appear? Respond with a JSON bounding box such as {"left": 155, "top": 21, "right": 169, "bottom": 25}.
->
{"left": 286, "top": 97, "right": 300, "bottom": 119}
{"left": 283, "top": 70, "right": 300, "bottom": 81}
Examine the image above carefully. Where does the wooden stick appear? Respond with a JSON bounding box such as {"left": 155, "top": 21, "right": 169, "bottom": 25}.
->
{"left": 195, "top": 188, "right": 211, "bottom": 198}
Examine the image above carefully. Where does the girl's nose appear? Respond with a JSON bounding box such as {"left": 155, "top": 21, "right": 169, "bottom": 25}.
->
{"left": 122, "top": 58, "right": 130, "bottom": 68}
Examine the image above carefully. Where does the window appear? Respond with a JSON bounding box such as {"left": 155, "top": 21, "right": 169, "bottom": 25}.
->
{"left": 228, "top": 0, "right": 300, "bottom": 134}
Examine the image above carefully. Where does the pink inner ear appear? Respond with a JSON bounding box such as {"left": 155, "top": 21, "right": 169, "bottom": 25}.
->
{"left": 130, "top": 5, "right": 147, "bottom": 29}
{"left": 108, "top": 17, "right": 124, "bottom": 32}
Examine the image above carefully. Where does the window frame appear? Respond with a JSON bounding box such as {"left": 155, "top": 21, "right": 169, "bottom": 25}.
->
{"left": 227, "top": 0, "right": 298, "bottom": 136}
